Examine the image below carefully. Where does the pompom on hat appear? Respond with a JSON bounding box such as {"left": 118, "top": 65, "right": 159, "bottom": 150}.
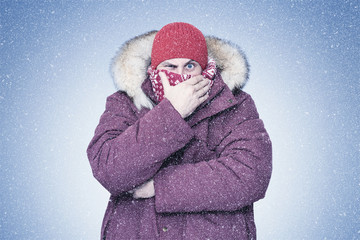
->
{"left": 151, "top": 22, "right": 208, "bottom": 69}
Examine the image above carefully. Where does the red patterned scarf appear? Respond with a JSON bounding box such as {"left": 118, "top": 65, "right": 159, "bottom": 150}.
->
{"left": 147, "top": 58, "right": 217, "bottom": 102}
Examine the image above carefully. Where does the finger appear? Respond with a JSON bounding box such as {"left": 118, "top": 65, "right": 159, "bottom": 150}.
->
{"left": 133, "top": 191, "right": 145, "bottom": 199}
{"left": 132, "top": 190, "right": 141, "bottom": 199}
{"left": 198, "top": 92, "right": 209, "bottom": 104}
{"left": 186, "top": 75, "right": 204, "bottom": 85}
{"left": 133, "top": 185, "right": 147, "bottom": 198}
{"left": 194, "top": 79, "right": 211, "bottom": 91}
{"left": 196, "top": 82, "right": 211, "bottom": 97}
{"left": 159, "top": 72, "right": 170, "bottom": 91}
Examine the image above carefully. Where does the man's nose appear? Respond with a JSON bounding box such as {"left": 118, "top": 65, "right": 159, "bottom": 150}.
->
{"left": 174, "top": 67, "right": 185, "bottom": 75}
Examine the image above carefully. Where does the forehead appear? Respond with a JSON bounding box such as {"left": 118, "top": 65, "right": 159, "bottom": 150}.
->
{"left": 160, "top": 58, "right": 197, "bottom": 65}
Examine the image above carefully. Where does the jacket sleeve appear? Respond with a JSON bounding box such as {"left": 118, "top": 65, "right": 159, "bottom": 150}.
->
{"left": 153, "top": 93, "right": 272, "bottom": 213}
{"left": 87, "top": 93, "right": 194, "bottom": 196}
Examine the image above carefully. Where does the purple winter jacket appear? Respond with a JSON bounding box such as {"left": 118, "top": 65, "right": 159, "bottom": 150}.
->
{"left": 87, "top": 32, "right": 272, "bottom": 240}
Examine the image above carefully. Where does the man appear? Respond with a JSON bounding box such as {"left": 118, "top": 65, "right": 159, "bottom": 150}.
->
{"left": 87, "top": 22, "right": 272, "bottom": 239}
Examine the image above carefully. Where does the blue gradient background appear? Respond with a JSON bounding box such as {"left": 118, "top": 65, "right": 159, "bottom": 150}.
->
{"left": 1, "top": 1, "right": 359, "bottom": 239}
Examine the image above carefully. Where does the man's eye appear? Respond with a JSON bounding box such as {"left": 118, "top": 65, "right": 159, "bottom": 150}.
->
{"left": 186, "top": 63, "right": 194, "bottom": 69}
{"left": 166, "top": 64, "right": 176, "bottom": 68}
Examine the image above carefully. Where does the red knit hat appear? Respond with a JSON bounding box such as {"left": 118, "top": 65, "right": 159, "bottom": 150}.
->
{"left": 151, "top": 22, "right": 208, "bottom": 69}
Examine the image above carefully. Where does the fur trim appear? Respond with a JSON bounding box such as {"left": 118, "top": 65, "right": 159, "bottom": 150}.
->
{"left": 111, "top": 31, "right": 249, "bottom": 110}
{"left": 206, "top": 36, "right": 249, "bottom": 91}
{"left": 111, "top": 31, "right": 156, "bottom": 110}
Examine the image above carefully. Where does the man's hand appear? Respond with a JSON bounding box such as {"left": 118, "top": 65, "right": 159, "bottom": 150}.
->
{"left": 160, "top": 72, "right": 211, "bottom": 118}
{"left": 132, "top": 179, "right": 155, "bottom": 199}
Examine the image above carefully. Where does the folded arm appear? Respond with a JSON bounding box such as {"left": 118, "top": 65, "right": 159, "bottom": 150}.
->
{"left": 154, "top": 93, "right": 272, "bottom": 213}
{"left": 87, "top": 93, "right": 194, "bottom": 196}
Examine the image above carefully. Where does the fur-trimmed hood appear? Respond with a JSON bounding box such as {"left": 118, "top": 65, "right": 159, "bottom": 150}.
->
{"left": 111, "top": 31, "right": 249, "bottom": 110}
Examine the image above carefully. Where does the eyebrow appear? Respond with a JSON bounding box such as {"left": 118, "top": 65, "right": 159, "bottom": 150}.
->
{"left": 184, "top": 60, "right": 196, "bottom": 66}
{"left": 161, "top": 60, "right": 196, "bottom": 67}
{"left": 161, "top": 61, "right": 176, "bottom": 66}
